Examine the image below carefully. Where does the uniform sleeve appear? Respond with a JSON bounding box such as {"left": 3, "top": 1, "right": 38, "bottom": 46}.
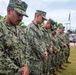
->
{"left": 55, "top": 36, "right": 61, "bottom": 49}
{"left": 41, "top": 29, "right": 50, "bottom": 51}
{"left": 63, "top": 34, "right": 68, "bottom": 44}
{"left": 0, "top": 26, "right": 21, "bottom": 74}
{"left": 56, "top": 34, "right": 64, "bottom": 48}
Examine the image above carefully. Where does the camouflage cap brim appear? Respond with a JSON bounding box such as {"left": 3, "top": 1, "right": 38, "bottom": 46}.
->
{"left": 59, "top": 26, "right": 65, "bottom": 29}
{"left": 14, "top": 8, "right": 28, "bottom": 17}
{"left": 42, "top": 16, "right": 47, "bottom": 20}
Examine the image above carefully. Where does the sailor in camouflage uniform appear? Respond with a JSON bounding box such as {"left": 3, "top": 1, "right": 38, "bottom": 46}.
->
{"left": 64, "top": 30, "right": 72, "bottom": 63}
{"left": 0, "top": 0, "right": 29, "bottom": 75}
{"left": 50, "top": 28, "right": 61, "bottom": 75}
{"left": 56, "top": 26, "right": 67, "bottom": 70}
{"left": 40, "top": 19, "right": 54, "bottom": 75}
{"left": 26, "top": 10, "right": 48, "bottom": 75}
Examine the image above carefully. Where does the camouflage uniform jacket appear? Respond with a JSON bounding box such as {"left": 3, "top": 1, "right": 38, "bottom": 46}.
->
{"left": 41, "top": 27, "right": 53, "bottom": 52}
{"left": 26, "top": 21, "right": 47, "bottom": 61}
{"left": 26, "top": 22, "right": 47, "bottom": 74}
{"left": 64, "top": 33, "right": 70, "bottom": 45}
{"left": 0, "top": 18, "right": 28, "bottom": 75}
{"left": 50, "top": 34, "right": 60, "bottom": 53}
{"left": 56, "top": 32, "right": 66, "bottom": 48}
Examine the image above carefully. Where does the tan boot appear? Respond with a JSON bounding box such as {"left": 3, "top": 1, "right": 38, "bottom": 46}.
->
{"left": 56, "top": 67, "right": 62, "bottom": 73}
{"left": 63, "top": 63, "right": 67, "bottom": 67}
{"left": 66, "top": 61, "right": 71, "bottom": 64}
{"left": 50, "top": 73, "right": 53, "bottom": 75}
{"left": 59, "top": 65, "right": 66, "bottom": 70}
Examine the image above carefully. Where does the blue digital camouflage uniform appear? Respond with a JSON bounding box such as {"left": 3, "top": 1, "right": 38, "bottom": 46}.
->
{"left": 26, "top": 22, "right": 47, "bottom": 75}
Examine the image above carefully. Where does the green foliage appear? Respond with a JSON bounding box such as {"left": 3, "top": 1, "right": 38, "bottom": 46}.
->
{"left": 72, "top": 29, "right": 76, "bottom": 34}
{"left": 39, "top": 22, "right": 44, "bottom": 28}
{"left": 19, "top": 22, "right": 27, "bottom": 28}
{"left": 54, "top": 22, "right": 63, "bottom": 29}
{"left": 0, "top": 15, "right": 3, "bottom": 20}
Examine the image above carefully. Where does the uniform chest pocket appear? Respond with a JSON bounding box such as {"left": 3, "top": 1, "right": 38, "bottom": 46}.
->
{"left": 19, "top": 32, "right": 26, "bottom": 44}
{"left": 4, "top": 31, "right": 18, "bottom": 47}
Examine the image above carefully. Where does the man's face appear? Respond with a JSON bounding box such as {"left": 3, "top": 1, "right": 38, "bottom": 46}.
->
{"left": 68, "top": 32, "right": 71, "bottom": 34}
{"left": 8, "top": 9, "right": 23, "bottom": 25}
{"left": 46, "top": 21, "right": 51, "bottom": 28}
{"left": 59, "top": 28, "right": 64, "bottom": 33}
{"left": 51, "top": 31, "right": 56, "bottom": 35}
{"left": 37, "top": 14, "right": 45, "bottom": 24}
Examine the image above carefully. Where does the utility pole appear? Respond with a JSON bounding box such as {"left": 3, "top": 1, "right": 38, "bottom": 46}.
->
{"left": 68, "top": 12, "right": 71, "bottom": 29}
{"left": 65, "top": 23, "right": 70, "bottom": 31}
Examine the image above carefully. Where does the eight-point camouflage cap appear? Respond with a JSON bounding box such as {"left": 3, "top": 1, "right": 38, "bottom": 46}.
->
{"left": 9, "top": 0, "right": 28, "bottom": 17}
{"left": 35, "top": 10, "right": 47, "bottom": 20}
{"left": 59, "top": 26, "right": 65, "bottom": 29}
{"left": 48, "top": 18, "right": 55, "bottom": 29}
{"left": 48, "top": 18, "right": 55, "bottom": 25}
{"left": 67, "top": 29, "right": 72, "bottom": 33}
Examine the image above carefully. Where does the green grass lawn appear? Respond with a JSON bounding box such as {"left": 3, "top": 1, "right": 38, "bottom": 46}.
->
{"left": 59, "top": 47, "right": 76, "bottom": 75}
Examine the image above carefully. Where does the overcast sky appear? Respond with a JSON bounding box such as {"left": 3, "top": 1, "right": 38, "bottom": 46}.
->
{"left": 0, "top": 0, "right": 76, "bottom": 30}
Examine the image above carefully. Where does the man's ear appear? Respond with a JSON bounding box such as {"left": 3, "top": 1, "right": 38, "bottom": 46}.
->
{"left": 7, "top": 8, "right": 11, "bottom": 15}
{"left": 36, "top": 13, "right": 40, "bottom": 18}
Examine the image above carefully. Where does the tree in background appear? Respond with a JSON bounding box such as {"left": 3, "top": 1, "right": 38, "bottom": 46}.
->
{"left": 19, "top": 22, "right": 27, "bottom": 28}
{"left": 39, "top": 22, "right": 44, "bottom": 28}
{"left": 0, "top": 15, "right": 3, "bottom": 20}
{"left": 54, "top": 22, "right": 63, "bottom": 29}
{"left": 72, "top": 29, "right": 76, "bottom": 34}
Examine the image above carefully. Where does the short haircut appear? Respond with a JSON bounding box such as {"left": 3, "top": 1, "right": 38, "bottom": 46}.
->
{"left": 67, "top": 30, "right": 72, "bottom": 33}
{"left": 7, "top": 4, "right": 14, "bottom": 10}
{"left": 35, "top": 13, "right": 41, "bottom": 17}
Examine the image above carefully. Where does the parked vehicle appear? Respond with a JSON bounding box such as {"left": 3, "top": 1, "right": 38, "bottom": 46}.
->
{"left": 69, "top": 34, "right": 76, "bottom": 42}
{"left": 73, "top": 35, "right": 76, "bottom": 43}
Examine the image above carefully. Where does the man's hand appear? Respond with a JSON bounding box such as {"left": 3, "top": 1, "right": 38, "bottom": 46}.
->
{"left": 44, "top": 51, "right": 48, "bottom": 59}
{"left": 64, "top": 44, "right": 67, "bottom": 47}
{"left": 21, "top": 66, "right": 29, "bottom": 75}
{"left": 49, "top": 47, "right": 53, "bottom": 54}
{"left": 57, "top": 49, "right": 60, "bottom": 53}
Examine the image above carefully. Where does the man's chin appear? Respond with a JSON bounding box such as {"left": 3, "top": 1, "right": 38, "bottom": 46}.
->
{"left": 15, "top": 22, "right": 21, "bottom": 25}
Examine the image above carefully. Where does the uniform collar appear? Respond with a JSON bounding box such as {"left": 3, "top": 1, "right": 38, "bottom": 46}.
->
{"left": 32, "top": 21, "right": 39, "bottom": 29}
